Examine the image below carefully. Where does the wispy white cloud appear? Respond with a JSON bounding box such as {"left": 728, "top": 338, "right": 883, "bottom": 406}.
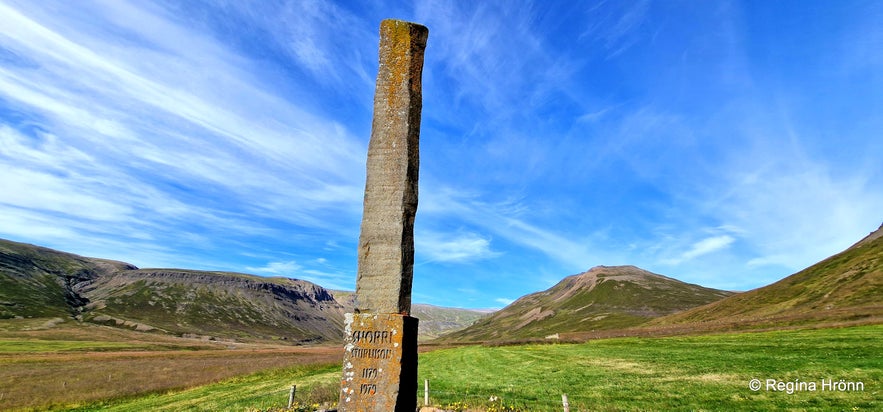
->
{"left": 417, "top": 230, "right": 501, "bottom": 263}
{"left": 244, "top": 259, "right": 352, "bottom": 290}
{"left": 661, "top": 235, "right": 735, "bottom": 265}
{"left": 580, "top": 0, "right": 651, "bottom": 58}
{"left": 188, "top": 0, "right": 377, "bottom": 95}
{"left": 415, "top": 1, "right": 554, "bottom": 119}
{"left": 420, "top": 187, "right": 602, "bottom": 271}
{"left": 246, "top": 260, "right": 303, "bottom": 276}
{"left": 299, "top": 269, "right": 353, "bottom": 291}
{"left": 0, "top": 1, "right": 369, "bottom": 259}
{"left": 716, "top": 155, "right": 882, "bottom": 270}
{"left": 1, "top": 0, "right": 880, "bottom": 309}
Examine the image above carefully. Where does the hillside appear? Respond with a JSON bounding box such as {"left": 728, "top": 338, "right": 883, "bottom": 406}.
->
{"left": 0, "top": 240, "right": 131, "bottom": 319}
{"left": 81, "top": 269, "right": 345, "bottom": 342}
{"left": 411, "top": 304, "right": 492, "bottom": 340}
{"left": 444, "top": 265, "right": 733, "bottom": 342}
{"left": 0, "top": 238, "right": 490, "bottom": 343}
{"left": 650, "top": 223, "right": 883, "bottom": 329}
{"left": 329, "top": 290, "right": 491, "bottom": 340}
{"left": 0, "top": 239, "right": 345, "bottom": 343}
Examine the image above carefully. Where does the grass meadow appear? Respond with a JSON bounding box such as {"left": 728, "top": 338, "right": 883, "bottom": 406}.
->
{"left": 418, "top": 325, "right": 881, "bottom": 411}
{"left": 1, "top": 323, "right": 879, "bottom": 411}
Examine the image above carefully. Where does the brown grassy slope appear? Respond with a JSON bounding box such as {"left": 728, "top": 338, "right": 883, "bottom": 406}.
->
{"left": 442, "top": 265, "right": 733, "bottom": 342}
{"left": 649, "top": 224, "right": 883, "bottom": 328}
{"left": 0, "top": 319, "right": 341, "bottom": 412}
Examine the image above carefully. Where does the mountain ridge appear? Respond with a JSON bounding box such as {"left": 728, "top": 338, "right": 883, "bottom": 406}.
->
{"left": 0, "top": 238, "right": 488, "bottom": 342}
{"left": 649, "top": 224, "right": 883, "bottom": 329}
{"left": 848, "top": 222, "right": 883, "bottom": 250}
{"left": 444, "top": 265, "right": 734, "bottom": 342}
{"left": 0, "top": 238, "right": 349, "bottom": 342}
{"left": 5, "top": 221, "right": 880, "bottom": 345}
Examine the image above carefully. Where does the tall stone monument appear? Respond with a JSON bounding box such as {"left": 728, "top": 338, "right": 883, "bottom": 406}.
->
{"left": 339, "top": 19, "right": 428, "bottom": 412}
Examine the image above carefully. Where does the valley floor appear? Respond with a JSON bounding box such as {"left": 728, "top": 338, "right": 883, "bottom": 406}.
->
{"left": 1, "top": 319, "right": 880, "bottom": 411}
{"left": 419, "top": 324, "right": 881, "bottom": 411}
{"left": 0, "top": 319, "right": 341, "bottom": 411}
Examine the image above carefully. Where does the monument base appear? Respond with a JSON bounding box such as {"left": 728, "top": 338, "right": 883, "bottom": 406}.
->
{"left": 339, "top": 313, "right": 418, "bottom": 412}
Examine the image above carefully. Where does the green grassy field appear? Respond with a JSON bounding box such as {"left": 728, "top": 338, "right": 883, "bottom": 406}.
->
{"left": 0, "top": 339, "right": 148, "bottom": 353}
{"left": 419, "top": 325, "right": 881, "bottom": 411}
{"left": 67, "top": 363, "right": 342, "bottom": 412}
{"left": 61, "top": 324, "right": 880, "bottom": 412}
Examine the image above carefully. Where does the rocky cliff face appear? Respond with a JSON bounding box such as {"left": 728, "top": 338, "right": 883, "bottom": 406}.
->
{"left": 0, "top": 239, "right": 346, "bottom": 343}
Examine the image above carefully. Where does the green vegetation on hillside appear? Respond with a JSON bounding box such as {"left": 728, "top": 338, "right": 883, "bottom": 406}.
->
{"left": 0, "top": 238, "right": 347, "bottom": 343}
{"left": 1, "top": 238, "right": 492, "bottom": 344}
{"left": 87, "top": 278, "right": 315, "bottom": 340}
{"left": 0, "top": 272, "right": 70, "bottom": 318}
{"left": 84, "top": 269, "right": 346, "bottom": 342}
{"left": 411, "top": 304, "right": 490, "bottom": 340}
{"left": 0, "top": 240, "right": 108, "bottom": 319}
{"left": 653, "top": 229, "right": 883, "bottom": 328}
{"left": 446, "top": 266, "right": 733, "bottom": 342}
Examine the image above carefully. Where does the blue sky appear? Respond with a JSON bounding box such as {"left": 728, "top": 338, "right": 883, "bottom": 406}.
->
{"left": 1, "top": 1, "right": 881, "bottom": 309}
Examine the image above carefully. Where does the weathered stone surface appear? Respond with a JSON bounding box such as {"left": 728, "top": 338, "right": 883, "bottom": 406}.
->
{"left": 340, "top": 19, "right": 427, "bottom": 412}
{"left": 339, "top": 313, "right": 418, "bottom": 411}
{"left": 355, "top": 19, "right": 428, "bottom": 315}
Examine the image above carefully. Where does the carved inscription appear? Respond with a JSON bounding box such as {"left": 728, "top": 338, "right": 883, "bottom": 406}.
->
{"left": 352, "top": 330, "right": 392, "bottom": 344}
{"left": 345, "top": 328, "right": 394, "bottom": 390}
{"left": 339, "top": 313, "right": 418, "bottom": 411}
{"left": 350, "top": 330, "right": 394, "bottom": 359}
{"left": 360, "top": 383, "right": 377, "bottom": 395}
{"left": 351, "top": 348, "right": 392, "bottom": 359}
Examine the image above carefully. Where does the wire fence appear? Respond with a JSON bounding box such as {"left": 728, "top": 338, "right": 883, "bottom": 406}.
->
{"left": 244, "top": 380, "right": 596, "bottom": 412}
{"left": 418, "top": 381, "right": 596, "bottom": 412}
{"left": 418, "top": 394, "right": 599, "bottom": 411}
{"left": 239, "top": 382, "right": 339, "bottom": 412}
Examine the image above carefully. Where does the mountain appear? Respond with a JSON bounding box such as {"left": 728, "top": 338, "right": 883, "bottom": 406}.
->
{"left": 329, "top": 290, "right": 491, "bottom": 340}
{"left": 411, "top": 304, "right": 492, "bottom": 341}
{"left": 0, "top": 239, "right": 141, "bottom": 319}
{"left": 444, "top": 265, "right": 733, "bottom": 342}
{"left": 0, "top": 238, "right": 491, "bottom": 343}
{"left": 848, "top": 222, "right": 883, "bottom": 250}
{"left": 650, "top": 223, "right": 883, "bottom": 329}
{"left": 81, "top": 269, "right": 345, "bottom": 342}
{"left": 0, "top": 239, "right": 345, "bottom": 343}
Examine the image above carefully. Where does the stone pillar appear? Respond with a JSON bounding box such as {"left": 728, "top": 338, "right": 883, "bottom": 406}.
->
{"left": 339, "top": 19, "right": 428, "bottom": 412}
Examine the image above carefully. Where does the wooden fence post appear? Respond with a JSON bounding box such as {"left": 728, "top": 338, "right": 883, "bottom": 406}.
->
{"left": 424, "top": 379, "right": 430, "bottom": 406}
{"left": 288, "top": 385, "right": 296, "bottom": 408}
{"left": 562, "top": 393, "right": 570, "bottom": 412}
